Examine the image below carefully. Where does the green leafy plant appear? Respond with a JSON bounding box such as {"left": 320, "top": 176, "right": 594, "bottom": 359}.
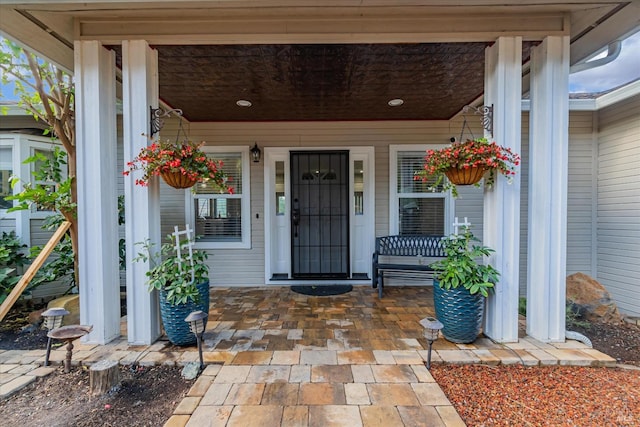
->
{"left": 0, "top": 231, "right": 31, "bottom": 304}
{"left": 134, "top": 234, "right": 210, "bottom": 305}
{"left": 28, "top": 214, "right": 76, "bottom": 292}
{"left": 430, "top": 227, "right": 500, "bottom": 297}
{"left": 415, "top": 137, "right": 520, "bottom": 197}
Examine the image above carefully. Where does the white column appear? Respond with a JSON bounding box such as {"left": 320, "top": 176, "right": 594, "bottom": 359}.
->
{"left": 75, "top": 41, "right": 120, "bottom": 344}
{"left": 122, "top": 40, "right": 161, "bottom": 345}
{"left": 527, "top": 36, "right": 570, "bottom": 342}
{"left": 483, "top": 37, "right": 522, "bottom": 343}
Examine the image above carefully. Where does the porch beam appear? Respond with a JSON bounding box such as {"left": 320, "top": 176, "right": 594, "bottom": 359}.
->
{"left": 527, "top": 36, "right": 570, "bottom": 342}
{"left": 482, "top": 36, "right": 522, "bottom": 343}
{"left": 75, "top": 40, "right": 120, "bottom": 344}
{"left": 122, "top": 40, "right": 162, "bottom": 345}
{"left": 77, "top": 12, "right": 568, "bottom": 44}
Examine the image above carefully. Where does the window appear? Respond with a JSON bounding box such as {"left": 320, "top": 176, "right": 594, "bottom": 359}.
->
{"left": 0, "top": 146, "right": 12, "bottom": 210}
{"left": 189, "top": 148, "right": 250, "bottom": 249}
{"left": 390, "top": 146, "right": 452, "bottom": 236}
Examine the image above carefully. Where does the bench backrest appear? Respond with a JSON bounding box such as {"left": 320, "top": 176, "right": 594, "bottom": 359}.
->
{"left": 376, "top": 235, "right": 445, "bottom": 257}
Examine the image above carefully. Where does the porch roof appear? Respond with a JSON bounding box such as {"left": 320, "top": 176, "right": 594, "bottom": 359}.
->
{"left": 0, "top": 1, "right": 638, "bottom": 122}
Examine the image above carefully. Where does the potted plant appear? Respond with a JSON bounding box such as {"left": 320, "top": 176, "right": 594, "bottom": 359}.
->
{"left": 415, "top": 137, "right": 520, "bottom": 197}
{"left": 430, "top": 227, "right": 500, "bottom": 343}
{"left": 123, "top": 139, "right": 233, "bottom": 190}
{"left": 134, "top": 234, "right": 211, "bottom": 346}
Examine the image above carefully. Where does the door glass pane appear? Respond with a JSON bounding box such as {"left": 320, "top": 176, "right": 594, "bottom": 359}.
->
{"left": 275, "top": 161, "right": 285, "bottom": 215}
{"left": 353, "top": 160, "right": 363, "bottom": 215}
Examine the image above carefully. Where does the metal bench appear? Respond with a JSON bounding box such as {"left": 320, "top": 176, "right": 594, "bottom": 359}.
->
{"left": 372, "top": 235, "right": 445, "bottom": 298}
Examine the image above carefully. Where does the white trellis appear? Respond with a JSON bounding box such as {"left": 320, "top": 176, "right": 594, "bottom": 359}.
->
{"left": 452, "top": 216, "right": 471, "bottom": 236}
{"left": 171, "top": 224, "right": 195, "bottom": 283}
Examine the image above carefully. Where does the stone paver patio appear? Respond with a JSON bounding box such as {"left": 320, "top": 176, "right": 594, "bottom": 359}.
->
{"left": 0, "top": 286, "right": 617, "bottom": 426}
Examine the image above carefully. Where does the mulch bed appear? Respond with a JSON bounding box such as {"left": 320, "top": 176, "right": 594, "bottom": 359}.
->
{"left": 0, "top": 365, "right": 192, "bottom": 427}
{"left": 430, "top": 364, "right": 640, "bottom": 426}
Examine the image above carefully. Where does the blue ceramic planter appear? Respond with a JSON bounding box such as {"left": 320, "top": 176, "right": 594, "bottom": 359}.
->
{"left": 159, "top": 280, "right": 210, "bottom": 346}
{"left": 433, "top": 279, "right": 485, "bottom": 344}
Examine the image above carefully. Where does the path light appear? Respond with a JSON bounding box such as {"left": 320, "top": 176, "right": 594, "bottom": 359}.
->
{"left": 185, "top": 310, "right": 208, "bottom": 371}
{"left": 42, "top": 307, "right": 69, "bottom": 366}
{"left": 420, "top": 316, "right": 443, "bottom": 369}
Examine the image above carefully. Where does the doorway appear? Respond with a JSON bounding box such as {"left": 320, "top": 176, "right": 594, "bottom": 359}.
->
{"left": 290, "top": 151, "right": 349, "bottom": 278}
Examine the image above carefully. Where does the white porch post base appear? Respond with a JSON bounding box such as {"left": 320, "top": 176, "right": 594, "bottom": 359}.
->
{"left": 75, "top": 41, "right": 120, "bottom": 344}
{"left": 482, "top": 37, "right": 522, "bottom": 343}
{"left": 527, "top": 36, "right": 570, "bottom": 342}
{"left": 122, "top": 40, "right": 162, "bottom": 345}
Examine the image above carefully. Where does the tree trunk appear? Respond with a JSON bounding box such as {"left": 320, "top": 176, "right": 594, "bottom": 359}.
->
{"left": 89, "top": 360, "right": 120, "bottom": 395}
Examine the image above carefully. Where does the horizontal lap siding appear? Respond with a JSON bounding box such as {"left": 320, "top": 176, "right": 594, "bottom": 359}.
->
{"left": 0, "top": 217, "right": 15, "bottom": 235}
{"left": 29, "top": 218, "right": 71, "bottom": 300}
{"left": 597, "top": 93, "right": 640, "bottom": 316}
{"left": 566, "top": 112, "right": 597, "bottom": 277}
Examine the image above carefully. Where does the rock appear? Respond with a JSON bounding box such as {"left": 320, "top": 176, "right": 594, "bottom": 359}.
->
{"left": 181, "top": 362, "right": 201, "bottom": 380}
{"left": 28, "top": 308, "right": 45, "bottom": 326}
{"left": 566, "top": 273, "right": 621, "bottom": 322}
{"left": 47, "top": 295, "right": 80, "bottom": 326}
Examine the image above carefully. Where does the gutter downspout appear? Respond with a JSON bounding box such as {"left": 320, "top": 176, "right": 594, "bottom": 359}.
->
{"left": 570, "top": 41, "right": 622, "bottom": 74}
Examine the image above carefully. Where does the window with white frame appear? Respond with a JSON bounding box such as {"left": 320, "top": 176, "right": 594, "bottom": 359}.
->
{"left": 0, "top": 146, "right": 12, "bottom": 210}
{"left": 189, "top": 147, "right": 250, "bottom": 249}
{"left": 390, "top": 147, "right": 451, "bottom": 236}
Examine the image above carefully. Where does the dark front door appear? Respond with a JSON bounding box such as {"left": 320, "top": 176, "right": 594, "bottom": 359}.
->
{"left": 291, "top": 151, "right": 349, "bottom": 278}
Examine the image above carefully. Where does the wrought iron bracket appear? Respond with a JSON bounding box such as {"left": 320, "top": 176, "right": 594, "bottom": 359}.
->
{"left": 150, "top": 106, "right": 183, "bottom": 137}
{"left": 461, "top": 104, "right": 494, "bottom": 137}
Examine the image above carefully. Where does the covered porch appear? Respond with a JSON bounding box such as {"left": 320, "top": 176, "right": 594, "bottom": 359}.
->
{"left": 1, "top": 1, "right": 638, "bottom": 348}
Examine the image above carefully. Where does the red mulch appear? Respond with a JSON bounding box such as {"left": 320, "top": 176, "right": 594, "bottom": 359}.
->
{"left": 430, "top": 364, "right": 640, "bottom": 426}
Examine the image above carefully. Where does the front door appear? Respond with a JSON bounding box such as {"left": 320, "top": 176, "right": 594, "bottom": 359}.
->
{"left": 290, "top": 151, "right": 349, "bottom": 278}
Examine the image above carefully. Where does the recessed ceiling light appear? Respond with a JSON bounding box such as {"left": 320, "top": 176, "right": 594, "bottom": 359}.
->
{"left": 236, "top": 99, "right": 252, "bottom": 107}
{"left": 388, "top": 98, "right": 404, "bottom": 107}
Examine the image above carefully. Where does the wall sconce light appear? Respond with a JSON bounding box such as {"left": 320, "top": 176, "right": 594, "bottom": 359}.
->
{"left": 250, "top": 143, "right": 261, "bottom": 163}
{"left": 42, "top": 307, "right": 69, "bottom": 366}
{"left": 185, "top": 310, "right": 208, "bottom": 371}
{"left": 419, "top": 316, "right": 443, "bottom": 369}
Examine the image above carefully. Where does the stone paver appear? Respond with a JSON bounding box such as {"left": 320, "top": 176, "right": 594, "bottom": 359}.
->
{"left": 351, "top": 365, "right": 375, "bottom": 383}
{"left": 246, "top": 365, "right": 291, "bottom": 383}
{"left": 411, "top": 383, "right": 452, "bottom": 405}
{"left": 371, "top": 364, "right": 418, "bottom": 383}
{"left": 0, "top": 375, "right": 36, "bottom": 398}
{"left": 272, "top": 351, "right": 300, "bottom": 365}
{"left": 224, "top": 383, "right": 265, "bottom": 405}
{"left": 308, "top": 405, "right": 362, "bottom": 427}
{"left": 231, "top": 351, "right": 273, "bottom": 365}
{"left": 311, "top": 365, "right": 353, "bottom": 383}
{"left": 367, "top": 383, "right": 420, "bottom": 406}
{"left": 299, "top": 383, "right": 346, "bottom": 405}
{"left": 200, "top": 383, "right": 233, "bottom": 405}
{"left": 282, "top": 406, "right": 309, "bottom": 427}
{"left": 435, "top": 405, "right": 466, "bottom": 427}
{"left": 397, "top": 406, "right": 446, "bottom": 427}
{"left": 213, "top": 365, "right": 251, "bottom": 383}
{"left": 300, "top": 350, "right": 337, "bottom": 365}
{"left": 173, "top": 397, "right": 202, "bottom": 415}
{"left": 360, "top": 406, "right": 403, "bottom": 426}
{"left": 336, "top": 350, "right": 376, "bottom": 365}
{"left": 262, "top": 383, "right": 300, "bottom": 405}
{"left": 344, "top": 383, "right": 370, "bottom": 405}
{"left": 185, "top": 405, "right": 233, "bottom": 427}
{"left": 226, "top": 405, "right": 283, "bottom": 427}
{"left": 290, "top": 365, "right": 311, "bottom": 383}
{"left": 163, "top": 414, "right": 190, "bottom": 427}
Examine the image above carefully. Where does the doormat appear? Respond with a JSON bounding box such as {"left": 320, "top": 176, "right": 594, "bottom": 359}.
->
{"left": 291, "top": 285, "right": 353, "bottom": 296}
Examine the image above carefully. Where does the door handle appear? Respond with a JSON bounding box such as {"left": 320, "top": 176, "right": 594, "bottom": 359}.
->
{"left": 292, "top": 208, "right": 300, "bottom": 237}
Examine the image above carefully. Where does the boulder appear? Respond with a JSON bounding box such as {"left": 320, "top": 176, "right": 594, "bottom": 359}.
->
{"left": 47, "top": 294, "right": 80, "bottom": 326}
{"left": 566, "top": 273, "right": 621, "bottom": 322}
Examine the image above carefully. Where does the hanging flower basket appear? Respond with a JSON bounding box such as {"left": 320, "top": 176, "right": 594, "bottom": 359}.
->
{"left": 444, "top": 166, "right": 486, "bottom": 185}
{"left": 161, "top": 171, "right": 197, "bottom": 189}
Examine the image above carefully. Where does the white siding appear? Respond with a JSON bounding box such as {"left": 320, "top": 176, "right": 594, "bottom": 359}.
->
{"left": 597, "top": 93, "right": 640, "bottom": 316}
{"left": 0, "top": 217, "right": 15, "bottom": 235}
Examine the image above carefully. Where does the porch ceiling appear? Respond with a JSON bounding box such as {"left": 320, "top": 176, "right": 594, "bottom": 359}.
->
{"left": 122, "top": 43, "right": 502, "bottom": 122}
